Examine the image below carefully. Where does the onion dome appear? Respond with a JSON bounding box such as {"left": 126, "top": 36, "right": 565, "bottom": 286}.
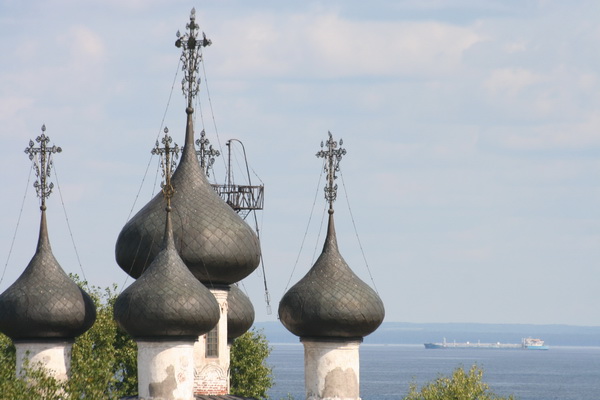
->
{"left": 0, "top": 129, "right": 96, "bottom": 341}
{"left": 279, "top": 210, "right": 384, "bottom": 338}
{"left": 227, "top": 284, "right": 255, "bottom": 342}
{"left": 114, "top": 208, "right": 220, "bottom": 339}
{"left": 115, "top": 11, "right": 260, "bottom": 285}
{"left": 279, "top": 132, "right": 384, "bottom": 339}
{"left": 0, "top": 210, "right": 96, "bottom": 340}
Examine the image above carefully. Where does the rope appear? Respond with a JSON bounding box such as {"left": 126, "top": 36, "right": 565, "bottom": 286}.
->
{"left": 196, "top": 86, "right": 205, "bottom": 130}
{"left": 284, "top": 160, "right": 325, "bottom": 293}
{"left": 228, "top": 143, "right": 272, "bottom": 313}
{"left": 252, "top": 211, "right": 272, "bottom": 314}
{"left": 0, "top": 166, "right": 33, "bottom": 286}
{"left": 249, "top": 164, "right": 264, "bottom": 184}
{"left": 151, "top": 158, "right": 161, "bottom": 197}
{"left": 53, "top": 164, "right": 88, "bottom": 282}
{"left": 118, "top": 59, "right": 181, "bottom": 294}
{"left": 339, "top": 169, "right": 380, "bottom": 294}
{"left": 256, "top": 206, "right": 271, "bottom": 314}
{"left": 311, "top": 201, "right": 327, "bottom": 265}
{"left": 231, "top": 140, "right": 265, "bottom": 185}
{"left": 199, "top": 50, "right": 227, "bottom": 172}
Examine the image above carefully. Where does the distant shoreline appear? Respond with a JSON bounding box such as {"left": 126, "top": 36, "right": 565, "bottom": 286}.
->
{"left": 255, "top": 321, "right": 600, "bottom": 347}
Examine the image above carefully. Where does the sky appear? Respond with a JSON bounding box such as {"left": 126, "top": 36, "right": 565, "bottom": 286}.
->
{"left": 0, "top": 0, "right": 599, "bottom": 327}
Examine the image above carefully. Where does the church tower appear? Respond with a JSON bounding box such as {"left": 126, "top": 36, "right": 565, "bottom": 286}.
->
{"left": 279, "top": 132, "right": 385, "bottom": 400}
{"left": 114, "top": 9, "right": 261, "bottom": 396}
{"left": 114, "top": 130, "right": 220, "bottom": 399}
{"left": 0, "top": 126, "right": 96, "bottom": 381}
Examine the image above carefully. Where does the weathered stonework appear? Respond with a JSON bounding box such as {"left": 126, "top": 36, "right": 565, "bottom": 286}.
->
{"left": 194, "top": 287, "right": 230, "bottom": 395}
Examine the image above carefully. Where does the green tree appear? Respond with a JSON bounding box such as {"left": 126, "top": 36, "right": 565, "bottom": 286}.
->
{"left": 67, "top": 277, "right": 137, "bottom": 399}
{"left": 230, "top": 328, "right": 274, "bottom": 399}
{"left": 404, "top": 365, "right": 515, "bottom": 400}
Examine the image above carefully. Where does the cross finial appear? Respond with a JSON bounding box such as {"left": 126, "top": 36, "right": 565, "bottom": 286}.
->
{"left": 152, "top": 127, "right": 180, "bottom": 207}
{"left": 195, "top": 130, "right": 220, "bottom": 177}
{"left": 24, "top": 124, "right": 62, "bottom": 210}
{"left": 316, "top": 131, "right": 346, "bottom": 210}
{"left": 175, "top": 8, "right": 212, "bottom": 107}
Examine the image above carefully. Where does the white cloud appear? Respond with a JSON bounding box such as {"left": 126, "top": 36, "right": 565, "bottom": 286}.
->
{"left": 484, "top": 115, "right": 600, "bottom": 151}
{"left": 503, "top": 40, "right": 527, "bottom": 54}
{"left": 308, "top": 16, "right": 482, "bottom": 77}
{"left": 2, "top": 0, "right": 600, "bottom": 326}
{"left": 484, "top": 67, "right": 543, "bottom": 96}
{"left": 0, "top": 96, "right": 34, "bottom": 126}
{"left": 69, "top": 25, "right": 106, "bottom": 62}
{"left": 211, "top": 12, "right": 482, "bottom": 79}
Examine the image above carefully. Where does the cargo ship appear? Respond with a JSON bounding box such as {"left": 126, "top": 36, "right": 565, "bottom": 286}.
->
{"left": 424, "top": 337, "right": 549, "bottom": 350}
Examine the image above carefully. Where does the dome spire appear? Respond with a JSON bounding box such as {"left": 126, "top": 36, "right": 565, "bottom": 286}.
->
{"left": 196, "top": 129, "right": 220, "bottom": 177}
{"left": 176, "top": 7, "right": 212, "bottom": 152}
{"left": 176, "top": 7, "right": 211, "bottom": 110}
{"left": 316, "top": 131, "right": 346, "bottom": 212}
{"left": 154, "top": 127, "right": 179, "bottom": 247}
{"left": 24, "top": 124, "right": 62, "bottom": 211}
{"left": 151, "top": 126, "right": 180, "bottom": 210}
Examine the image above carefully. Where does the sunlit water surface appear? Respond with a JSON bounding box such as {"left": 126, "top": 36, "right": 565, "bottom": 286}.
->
{"left": 267, "top": 343, "right": 600, "bottom": 400}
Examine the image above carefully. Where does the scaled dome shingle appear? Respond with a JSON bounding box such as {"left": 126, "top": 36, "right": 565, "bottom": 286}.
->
{"left": 279, "top": 211, "right": 385, "bottom": 339}
{"left": 114, "top": 210, "right": 220, "bottom": 339}
{"left": 227, "top": 284, "right": 255, "bottom": 341}
{"left": 0, "top": 210, "right": 96, "bottom": 340}
{"left": 115, "top": 108, "right": 261, "bottom": 285}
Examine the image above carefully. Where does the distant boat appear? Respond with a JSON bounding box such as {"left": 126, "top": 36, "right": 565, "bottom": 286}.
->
{"left": 424, "top": 337, "right": 549, "bottom": 350}
{"left": 522, "top": 337, "right": 549, "bottom": 350}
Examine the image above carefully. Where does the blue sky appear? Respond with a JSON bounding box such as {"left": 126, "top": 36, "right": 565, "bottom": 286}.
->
{"left": 1, "top": 0, "right": 599, "bottom": 326}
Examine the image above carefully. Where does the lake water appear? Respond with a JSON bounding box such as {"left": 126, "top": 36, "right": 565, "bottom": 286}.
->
{"left": 267, "top": 343, "right": 600, "bottom": 399}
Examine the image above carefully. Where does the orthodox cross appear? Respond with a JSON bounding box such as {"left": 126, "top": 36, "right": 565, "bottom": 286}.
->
{"left": 316, "top": 131, "right": 346, "bottom": 210}
{"left": 195, "top": 130, "right": 220, "bottom": 177}
{"left": 175, "top": 8, "right": 211, "bottom": 107}
{"left": 24, "top": 125, "right": 62, "bottom": 210}
{"left": 152, "top": 127, "right": 180, "bottom": 205}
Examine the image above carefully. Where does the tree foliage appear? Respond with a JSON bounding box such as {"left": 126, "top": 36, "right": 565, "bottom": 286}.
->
{"left": 0, "top": 335, "right": 64, "bottom": 400}
{"left": 230, "top": 328, "right": 274, "bottom": 399}
{"left": 403, "top": 365, "right": 515, "bottom": 400}
{"left": 66, "top": 277, "right": 137, "bottom": 398}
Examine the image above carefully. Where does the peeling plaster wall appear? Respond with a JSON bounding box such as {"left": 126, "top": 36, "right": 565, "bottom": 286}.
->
{"left": 137, "top": 340, "right": 195, "bottom": 400}
{"left": 302, "top": 339, "right": 361, "bottom": 400}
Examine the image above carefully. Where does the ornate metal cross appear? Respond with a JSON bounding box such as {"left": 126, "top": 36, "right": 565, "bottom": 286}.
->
{"left": 316, "top": 131, "right": 346, "bottom": 209}
{"left": 195, "top": 130, "right": 220, "bottom": 177}
{"left": 175, "top": 8, "right": 211, "bottom": 107}
{"left": 24, "top": 125, "right": 62, "bottom": 209}
{"left": 152, "top": 127, "right": 180, "bottom": 203}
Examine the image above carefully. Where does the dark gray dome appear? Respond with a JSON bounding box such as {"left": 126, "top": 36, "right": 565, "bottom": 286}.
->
{"left": 227, "top": 284, "right": 255, "bottom": 341}
{"left": 115, "top": 108, "right": 261, "bottom": 285}
{"left": 114, "top": 210, "right": 220, "bottom": 339}
{"left": 279, "top": 211, "right": 385, "bottom": 339}
{"left": 0, "top": 210, "right": 96, "bottom": 341}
